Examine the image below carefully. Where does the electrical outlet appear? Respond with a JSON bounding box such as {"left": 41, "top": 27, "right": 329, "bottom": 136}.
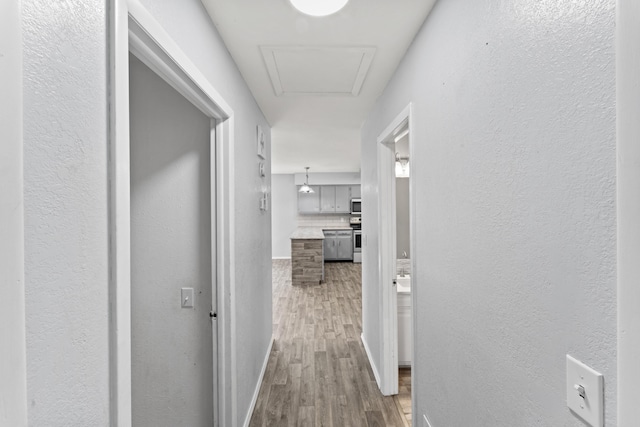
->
{"left": 566, "top": 354, "right": 603, "bottom": 427}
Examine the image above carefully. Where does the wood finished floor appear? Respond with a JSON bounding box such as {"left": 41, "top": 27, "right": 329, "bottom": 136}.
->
{"left": 249, "top": 260, "right": 412, "bottom": 427}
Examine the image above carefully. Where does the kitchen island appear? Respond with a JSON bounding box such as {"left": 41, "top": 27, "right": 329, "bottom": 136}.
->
{"left": 290, "top": 227, "right": 325, "bottom": 286}
{"left": 290, "top": 225, "right": 353, "bottom": 285}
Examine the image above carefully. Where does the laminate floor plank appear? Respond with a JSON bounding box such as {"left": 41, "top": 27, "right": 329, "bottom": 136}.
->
{"left": 365, "top": 411, "right": 387, "bottom": 427}
{"left": 394, "top": 368, "right": 412, "bottom": 427}
{"left": 249, "top": 260, "right": 411, "bottom": 427}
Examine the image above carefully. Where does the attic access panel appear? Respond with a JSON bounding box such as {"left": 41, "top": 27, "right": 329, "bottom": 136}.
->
{"left": 261, "top": 45, "right": 376, "bottom": 96}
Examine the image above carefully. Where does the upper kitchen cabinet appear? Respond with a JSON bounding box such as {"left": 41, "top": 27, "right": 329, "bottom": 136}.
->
{"left": 335, "top": 186, "right": 351, "bottom": 213}
{"left": 298, "top": 185, "right": 361, "bottom": 214}
{"left": 320, "top": 186, "right": 336, "bottom": 212}
{"left": 320, "top": 185, "right": 352, "bottom": 213}
{"left": 295, "top": 171, "right": 360, "bottom": 214}
{"left": 350, "top": 185, "right": 361, "bottom": 199}
{"left": 298, "top": 186, "right": 321, "bottom": 213}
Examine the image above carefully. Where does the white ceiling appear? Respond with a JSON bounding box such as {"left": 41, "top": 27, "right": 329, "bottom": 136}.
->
{"left": 201, "top": 0, "right": 436, "bottom": 174}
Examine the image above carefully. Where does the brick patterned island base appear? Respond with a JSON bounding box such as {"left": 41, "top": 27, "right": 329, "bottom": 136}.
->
{"left": 290, "top": 228, "right": 325, "bottom": 286}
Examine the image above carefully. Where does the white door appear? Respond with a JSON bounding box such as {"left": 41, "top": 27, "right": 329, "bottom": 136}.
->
{"left": 129, "top": 54, "right": 216, "bottom": 427}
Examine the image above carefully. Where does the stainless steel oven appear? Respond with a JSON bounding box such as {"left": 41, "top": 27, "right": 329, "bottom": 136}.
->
{"left": 350, "top": 216, "right": 362, "bottom": 263}
{"left": 352, "top": 230, "right": 362, "bottom": 263}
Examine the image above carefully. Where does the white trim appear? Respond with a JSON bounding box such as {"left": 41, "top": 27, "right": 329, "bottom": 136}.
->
{"left": 272, "top": 256, "right": 292, "bottom": 260}
{"left": 360, "top": 333, "right": 382, "bottom": 387}
{"left": 617, "top": 0, "right": 640, "bottom": 424}
{"left": 260, "top": 46, "right": 376, "bottom": 97}
{"left": 241, "top": 336, "right": 274, "bottom": 427}
{"left": 0, "top": 2, "right": 27, "bottom": 425}
{"left": 110, "top": 1, "right": 236, "bottom": 425}
{"left": 109, "top": 1, "right": 131, "bottom": 424}
{"left": 408, "top": 107, "right": 418, "bottom": 427}
{"left": 375, "top": 103, "right": 413, "bottom": 396}
{"left": 376, "top": 136, "right": 398, "bottom": 396}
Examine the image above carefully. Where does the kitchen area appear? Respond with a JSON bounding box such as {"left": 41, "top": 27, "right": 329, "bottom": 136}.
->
{"left": 271, "top": 171, "right": 361, "bottom": 286}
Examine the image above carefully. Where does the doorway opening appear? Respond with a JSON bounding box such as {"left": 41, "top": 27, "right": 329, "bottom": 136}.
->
{"left": 110, "top": 4, "right": 235, "bottom": 426}
{"left": 129, "top": 53, "right": 215, "bottom": 426}
{"left": 394, "top": 123, "right": 413, "bottom": 423}
{"left": 376, "top": 104, "right": 415, "bottom": 420}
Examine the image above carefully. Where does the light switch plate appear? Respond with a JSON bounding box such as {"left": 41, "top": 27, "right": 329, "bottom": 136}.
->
{"left": 566, "top": 354, "right": 603, "bottom": 427}
{"left": 181, "top": 287, "right": 194, "bottom": 308}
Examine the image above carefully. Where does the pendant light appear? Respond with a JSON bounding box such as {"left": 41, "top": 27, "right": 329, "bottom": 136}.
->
{"left": 299, "top": 167, "right": 315, "bottom": 193}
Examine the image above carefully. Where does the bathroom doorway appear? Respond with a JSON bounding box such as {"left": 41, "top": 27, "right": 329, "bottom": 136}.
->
{"left": 376, "top": 103, "right": 415, "bottom": 420}
{"left": 394, "top": 125, "right": 413, "bottom": 423}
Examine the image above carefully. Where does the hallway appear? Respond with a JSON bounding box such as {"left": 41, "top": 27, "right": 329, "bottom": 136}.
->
{"left": 249, "top": 260, "right": 409, "bottom": 427}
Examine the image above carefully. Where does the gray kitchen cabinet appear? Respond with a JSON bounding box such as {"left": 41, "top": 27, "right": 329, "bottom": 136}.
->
{"left": 299, "top": 184, "right": 361, "bottom": 214}
{"left": 320, "top": 186, "right": 336, "bottom": 212}
{"left": 320, "top": 185, "right": 352, "bottom": 213}
{"left": 335, "top": 186, "right": 351, "bottom": 213}
{"left": 336, "top": 230, "right": 353, "bottom": 260}
{"left": 298, "top": 185, "right": 321, "bottom": 213}
{"left": 323, "top": 231, "right": 337, "bottom": 260}
{"left": 324, "top": 229, "right": 353, "bottom": 261}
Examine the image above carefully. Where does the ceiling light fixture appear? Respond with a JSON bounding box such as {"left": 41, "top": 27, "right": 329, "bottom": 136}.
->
{"left": 289, "top": 0, "right": 349, "bottom": 17}
{"left": 395, "top": 153, "right": 410, "bottom": 178}
{"left": 299, "top": 166, "right": 315, "bottom": 193}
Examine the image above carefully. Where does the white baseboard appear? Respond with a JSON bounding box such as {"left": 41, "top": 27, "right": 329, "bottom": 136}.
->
{"left": 360, "top": 333, "right": 382, "bottom": 389}
{"left": 272, "top": 256, "right": 291, "bottom": 260}
{"left": 242, "top": 335, "right": 274, "bottom": 427}
{"left": 423, "top": 413, "right": 436, "bottom": 427}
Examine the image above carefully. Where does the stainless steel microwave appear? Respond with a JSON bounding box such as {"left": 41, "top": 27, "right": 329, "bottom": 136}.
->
{"left": 350, "top": 198, "right": 361, "bottom": 214}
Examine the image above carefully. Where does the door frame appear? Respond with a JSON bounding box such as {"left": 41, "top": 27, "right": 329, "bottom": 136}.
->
{"left": 617, "top": 0, "right": 640, "bottom": 423}
{"left": 109, "top": 1, "right": 235, "bottom": 426}
{"left": 0, "top": 1, "right": 28, "bottom": 424}
{"left": 376, "top": 103, "right": 414, "bottom": 395}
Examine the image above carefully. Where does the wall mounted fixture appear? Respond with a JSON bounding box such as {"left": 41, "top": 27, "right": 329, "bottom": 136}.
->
{"left": 259, "top": 191, "right": 269, "bottom": 212}
{"left": 395, "top": 153, "right": 410, "bottom": 178}
{"left": 256, "top": 125, "right": 266, "bottom": 159}
{"left": 299, "top": 166, "right": 315, "bottom": 193}
{"left": 289, "top": 0, "right": 348, "bottom": 17}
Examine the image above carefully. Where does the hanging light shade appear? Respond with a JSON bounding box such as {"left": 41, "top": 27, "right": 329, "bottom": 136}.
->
{"left": 299, "top": 167, "right": 315, "bottom": 193}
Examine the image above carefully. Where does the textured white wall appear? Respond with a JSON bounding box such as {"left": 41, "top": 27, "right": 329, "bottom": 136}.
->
{"left": 0, "top": 1, "right": 27, "bottom": 425}
{"left": 617, "top": 0, "right": 640, "bottom": 424}
{"left": 22, "top": 0, "right": 111, "bottom": 424}
{"left": 362, "top": 0, "right": 617, "bottom": 425}
{"left": 136, "top": 1, "right": 273, "bottom": 425}
{"left": 21, "top": 0, "right": 272, "bottom": 425}
{"left": 129, "top": 54, "right": 214, "bottom": 426}
{"left": 272, "top": 174, "right": 298, "bottom": 258}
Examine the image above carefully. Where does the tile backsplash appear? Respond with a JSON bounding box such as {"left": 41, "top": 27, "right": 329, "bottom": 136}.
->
{"left": 297, "top": 214, "right": 351, "bottom": 228}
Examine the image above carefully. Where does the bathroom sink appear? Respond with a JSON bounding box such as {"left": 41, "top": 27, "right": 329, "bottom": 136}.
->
{"left": 396, "top": 275, "right": 411, "bottom": 293}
